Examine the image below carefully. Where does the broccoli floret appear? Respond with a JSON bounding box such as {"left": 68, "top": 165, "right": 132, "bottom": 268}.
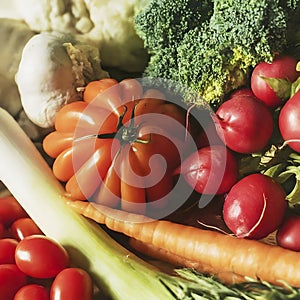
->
{"left": 135, "top": 0, "right": 213, "bottom": 50}
{"left": 135, "top": 0, "right": 300, "bottom": 108}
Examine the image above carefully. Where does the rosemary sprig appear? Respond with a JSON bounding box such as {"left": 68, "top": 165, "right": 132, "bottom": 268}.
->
{"left": 161, "top": 268, "right": 300, "bottom": 300}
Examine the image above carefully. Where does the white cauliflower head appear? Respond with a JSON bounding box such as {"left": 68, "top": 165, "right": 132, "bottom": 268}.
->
{"left": 13, "top": 0, "right": 150, "bottom": 72}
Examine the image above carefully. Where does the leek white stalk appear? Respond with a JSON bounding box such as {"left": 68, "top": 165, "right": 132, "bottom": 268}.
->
{"left": 0, "top": 108, "right": 176, "bottom": 299}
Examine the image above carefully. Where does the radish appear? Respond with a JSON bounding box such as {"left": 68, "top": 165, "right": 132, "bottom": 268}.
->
{"left": 229, "top": 87, "right": 255, "bottom": 99}
{"left": 251, "top": 55, "right": 300, "bottom": 109}
{"left": 279, "top": 90, "right": 300, "bottom": 152}
{"left": 223, "top": 173, "right": 287, "bottom": 239}
{"left": 194, "top": 119, "right": 224, "bottom": 149}
{"left": 276, "top": 213, "right": 300, "bottom": 251}
{"left": 174, "top": 145, "right": 238, "bottom": 195}
{"left": 215, "top": 95, "right": 274, "bottom": 154}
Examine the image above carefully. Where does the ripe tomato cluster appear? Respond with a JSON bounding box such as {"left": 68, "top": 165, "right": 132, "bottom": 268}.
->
{"left": 0, "top": 196, "right": 94, "bottom": 300}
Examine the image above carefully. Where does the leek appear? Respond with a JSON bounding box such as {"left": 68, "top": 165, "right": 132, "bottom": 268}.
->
{"left": 0, "top": 107, "right": 179, "bottom": 299}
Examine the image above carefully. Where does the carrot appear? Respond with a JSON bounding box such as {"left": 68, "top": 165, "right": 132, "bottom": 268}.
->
{"left": 67, "top": 200, "right": 300, "bottom": 287}
{"left": 128, "top": 238, "right": 245, "bottom": 285}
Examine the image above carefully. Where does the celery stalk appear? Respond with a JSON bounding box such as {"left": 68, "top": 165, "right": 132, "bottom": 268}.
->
{"left": 0, "top": 108, "right": 176, "bottom": 299}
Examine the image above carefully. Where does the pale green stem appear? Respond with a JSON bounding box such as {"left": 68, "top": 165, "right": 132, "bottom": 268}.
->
{"left": 0, "top": 108, "right": 174, "bottom": 300}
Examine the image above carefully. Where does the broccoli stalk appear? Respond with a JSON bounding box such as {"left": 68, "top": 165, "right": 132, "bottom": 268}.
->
{"left": 135, "top": 0, "right": 300, "bottom": 109}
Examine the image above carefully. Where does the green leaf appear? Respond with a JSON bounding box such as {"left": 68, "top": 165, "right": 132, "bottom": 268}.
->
{"left": 260, "top": 76, "right": 292, "bottom": 100}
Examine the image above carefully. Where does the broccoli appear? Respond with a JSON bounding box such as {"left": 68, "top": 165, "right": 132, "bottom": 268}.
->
{"left": 135, "top": 0, "right": 300, "bottom": 109}
{"left": 135, "top": 0, "right": 213, "bottom": 85}
{"left": 135, "top": 0, "right": 213, "bottom": 50}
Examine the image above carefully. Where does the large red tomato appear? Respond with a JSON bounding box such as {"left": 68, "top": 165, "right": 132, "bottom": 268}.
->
{"left": 43, "top": 78, "right": 199, "bottom": 215}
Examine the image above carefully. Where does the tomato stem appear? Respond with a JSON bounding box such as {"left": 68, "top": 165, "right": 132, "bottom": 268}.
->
{"left": 74, "top": 103, "right": 152, "bottom": 145}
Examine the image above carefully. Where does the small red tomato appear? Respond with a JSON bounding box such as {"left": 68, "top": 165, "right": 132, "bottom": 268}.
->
{"left": 0, "top": 196, "right": 28, "bottom": 226}
{"left": 50, "top": 268, "right": 93, "bottom": 300}
{"left": 11, "top": 218, "right": 43, "bottom": 240}
{"left": 276, "top": 214, "right": 300, "bottom": 251}
{"left": 15, "top": 235, "right": 69, "bottom": 278}
{"left": 0, "top": 222, "right": 5, "bottom": 238}
{"left": 14, "top": 284, "right": 50, "bottom": 300}
{"left": 0, "top": 238, "right": 18, "bottom": 264}
{"left": 0, "top": 264, "right": 27, "bottom": 300}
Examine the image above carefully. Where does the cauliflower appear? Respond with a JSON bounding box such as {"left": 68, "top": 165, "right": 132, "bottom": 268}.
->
{"left": 15, "top": 31, "right": 109, "bottom": 128}
{"left": 0, "top": 18, "right": 35, "bottom": 116}
{"left": 13, "top": 0, "right": 150, "bottom": 72}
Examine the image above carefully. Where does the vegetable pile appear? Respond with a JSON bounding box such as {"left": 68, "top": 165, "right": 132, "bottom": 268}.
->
{"left": 40, "top": 52, "right": 300, "bottom": 293}
{"left": 2, "top": 1, "right": 300, "bottom": 299}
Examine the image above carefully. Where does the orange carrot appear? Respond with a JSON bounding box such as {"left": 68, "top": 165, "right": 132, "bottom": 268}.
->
{"left": 67, "top": 200, "right": 300, "bottom": 287}
{"left": 128, "top": 238, "right": 245, "bottom": 285}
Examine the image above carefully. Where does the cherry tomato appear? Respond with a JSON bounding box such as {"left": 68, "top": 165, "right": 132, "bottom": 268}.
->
{"left": 15, "top": 235, "right": 69, "bottom": 278}
{"left": 279, "top": 90, "right": 300, "bottom": 152}
{"left": 43, "top": 78, "right": 200, "bottom": 216}
{"left": 0, "top": 238, "right": 18, "bottom": 264}
{"left": 14, "top": 284, "right": 50, "bottom": 300}
{"left": 0, "top": 196, "right": 28, "bottom": 227}
{"left": 0, "top": 222, "right": 5, "bottom": 238}
{"left": 11, "top": 218, "right": 43, "bottom": 240}
{"left": 50, "top": 268, "right": 93, "bottom": 300}
{"left": 251, "top": 55, "right": 300, "bottom": 108}
{"left": 0, "top": 264, "right": 27, "bottom": 300}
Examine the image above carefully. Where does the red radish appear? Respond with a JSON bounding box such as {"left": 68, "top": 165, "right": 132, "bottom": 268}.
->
{"left": 229, "top": 87, "right": 255, "bottom": 99}
{"left": 276, "top": 214, "right": 300, "bottom": 251}
{"left": 215, "top": 95, "right": 274, "bottom": 154}
{"left": 194, "top": 120, "right": 224, "bottom": 149}
{"left": 223, "top": 173, "right": 287, "bottom": 239}
{"left": 251, "top": 55, "right": 300, "bottom": 108}
{"left": 279, "top": 90, "right": 300, "bottom": 152}
{"left": 174, "top": 145, "right": 238, "bottom": 195}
